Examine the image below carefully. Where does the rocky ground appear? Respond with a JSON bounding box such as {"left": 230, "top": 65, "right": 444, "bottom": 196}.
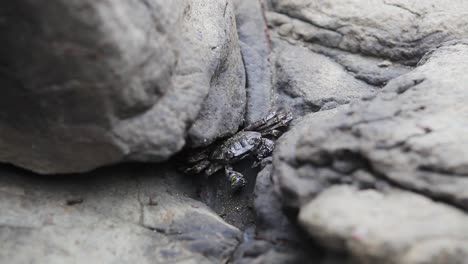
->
{"left": 1, "top": 0, "right": 468, "bottom": 263}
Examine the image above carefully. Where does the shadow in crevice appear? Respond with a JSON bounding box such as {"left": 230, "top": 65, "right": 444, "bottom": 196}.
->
{"left": 195, "top": 157, "right": 261, "bottom": 231}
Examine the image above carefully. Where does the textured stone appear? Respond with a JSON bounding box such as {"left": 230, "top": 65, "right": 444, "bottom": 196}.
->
{"left": 269, "top": 0, "right": 468, "bottom": 65}
{"left": 274, "top": 39, "right": 377, "bottom": 117}
{"left": 266, "top": 11, "right": 413, "bottom": 87}
{"left": 0, "top": 164, "right": 241, "bottom": 263}
{"left": 272, "top": 40, "right": 468, "bottom": 263}
{"left": 232, "top": 164, "right": 349, "bottom": 264}
{"left": 277, "top": 40, "right": 468, "bottom": 210}
{"left": 0, "top": 0, "right": 245, "bottom": 173}
{"left": 299, "top": 185, "right": 468, "bottom": 264}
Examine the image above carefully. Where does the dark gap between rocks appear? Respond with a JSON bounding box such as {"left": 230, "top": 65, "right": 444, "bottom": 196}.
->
{"left": 189, "top": 156, "right": 261, "bottom": 231}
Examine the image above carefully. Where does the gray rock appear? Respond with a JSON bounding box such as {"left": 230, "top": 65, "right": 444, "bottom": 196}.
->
{"left": 274, "top": 108, "right": 343, "bottom": 209}
{"left": 234, "top": 0, "right": 273, "bottom": 125}
{"left": 0, "top": 0, "right": 245, "bottom": 173}
{"left": 0, "top": 164, "right": 241, "bottom": 263}
{"left": 330, "top": 52, "right": 412, "bottom": 87}
{"left": 266, "top": 12, "right": 412, "bottom": 87}
{"left": 186, "top": 0, "right": 246, "bottom": 148}
{"left": 273, "top": 39, "right": 377, "bottom": 117}
{"left": 269, "top": 0, "right": 468, "bottom": 65}
{"left": 233, "top": 163, "right": 350, "bottom": 264}
{"left": 254, "top": 165, "right": 297, "bottom": 241}
{"left": 272, "top": 40, "right": 468, "bottom": 263}
{"left": 299, "top": 185, "right": 468, "bottom": 264}
{"left": 235, "top": 164, "right": 324, "bottom": 264}
{"left": 277, "top": 40, "right": 468, "bottom": 210}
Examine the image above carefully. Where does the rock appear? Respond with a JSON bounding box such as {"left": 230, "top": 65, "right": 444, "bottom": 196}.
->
{"left": 276, "top": 40, "right": 468, "bottom": 210}
{"left": 186, "top": 0, "right": 246, "bottom": 148}
{"left": 254, "top": 165, "right": 297, "bottom": 241}
{"left": 234, "top": 164, "right": 324, "bottom": 263}
{"left": 0, "top": 164, "right": 241, "bottom": 263}
{"left": 266, "top": 12, "right": 413, "bottom": 87}
{"left": 234, "top": 0, "right": 273, "bottom": 124}
{"left": 299, "top": 185, "right": 468, "bottom": 264}
{"left": 269, "top": 0, "right": 468, "bottom": 65}
{"left": 274, "top": 107, "right": 344, "bottom": 209}
{"left": 330, "top": 52, "right": 411, "bottom": 87}
{"left": 272, "top": 40, "right": 468, "bottom": 263}
{"left": 232, "top": 164, "right": 349, "bottom": 264}
{"left": 273, "top": 39, "right": 377, "bottom": 117}
{"left": 0, "top": 0, "right": 245, "bottom": 174}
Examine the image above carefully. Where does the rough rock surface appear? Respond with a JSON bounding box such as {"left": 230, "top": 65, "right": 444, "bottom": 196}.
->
{"left": 0, "top": 164, "right": 241, "bottom": 263}
{"left": 265, "top": 11, "right": 413, "bottom": 87}
{"left": 299, "top": 185, "right": 468, "bottom": 264}
{"left": 269, "top": 0, "right": 468, "bottom": 65}
{"left": 277, "top": 41, "right": 468, "bottom": 210}
{"left": 4, "top": 1, "right": 468, "bottom": 264}
{"left": 231, "top": 164, "right": 324, "bottom": 264}
{"left": 274, "top": 39, "right": 377, "bottom": 116}
{"left": 273, "top": 40, "right": 468, "bottom": 262}
{"left": 0, "top": 0, "right": 245, "bottom": 173}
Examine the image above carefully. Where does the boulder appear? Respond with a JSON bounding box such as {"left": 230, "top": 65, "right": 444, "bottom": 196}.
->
{"left": 273, "top": 39, "right": 377, "bottom": 116}
{"left": 299, "top": 185, "right": 468, "bottom": 264}
{"left": 276, "top": 40, "right": 468, "bottom": 210}
{"left": 269, "top": 0, "right": 468, "bottom": 65}
{"left": 234, "top": 0, "right": 273, "bottom": 124}
{"left": 273, "top": 40, "right": 468, "bottom": 263}
{"left": 0, "top": 0, "right": 245, "bottom": 173}
{"left": 0, "top": 164, "right": 241, "bottom": 263}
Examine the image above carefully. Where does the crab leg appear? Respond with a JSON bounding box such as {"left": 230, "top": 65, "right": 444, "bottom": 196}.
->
{"left": 242, "top": 108, "right": 278, "bottom": 131}
{"left": 243, "top": 109, "right": 293, "bottom": 136}
{"left": 184, "top": 159, "right": 210, "bottom": 174}
{"left": 259, "top": 111, "right": 293, "bottom": 136}
{"left": 206, "top": 163, "right": 223, "bottom": 176}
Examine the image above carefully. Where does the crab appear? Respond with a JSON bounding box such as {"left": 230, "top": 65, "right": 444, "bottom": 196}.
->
{"left": 184, "top": 108, "right": 293, "bottom": 191}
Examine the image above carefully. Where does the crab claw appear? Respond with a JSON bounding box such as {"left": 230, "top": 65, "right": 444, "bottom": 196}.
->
{"left": 225, "top": 166, "right": 247, "bottom": 191}
{"left": 230, "top": 173, "right": 247, "bottom": 191}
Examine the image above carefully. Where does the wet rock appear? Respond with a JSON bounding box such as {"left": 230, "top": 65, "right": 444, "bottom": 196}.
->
{"left": 0, "top": 0, "right": 245, "bottom": 174}
{"left": 274, "top": 39, "right": 377, "bottom": 117}
{"left": 269, "top": 0, "right": 468, "bottom": 65}
{"left": 234, "top": 0, "right": 273, "bottom": 124}
{"left": 299, "top": 185, "right": 468, "bottom": 264}
{"left": 0, "top": 164, "right": 241, "bottom": 263}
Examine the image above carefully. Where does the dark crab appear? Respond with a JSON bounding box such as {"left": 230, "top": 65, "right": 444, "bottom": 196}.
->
{"left": 184, "top": 108, "right": 293, "bottom": 191}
